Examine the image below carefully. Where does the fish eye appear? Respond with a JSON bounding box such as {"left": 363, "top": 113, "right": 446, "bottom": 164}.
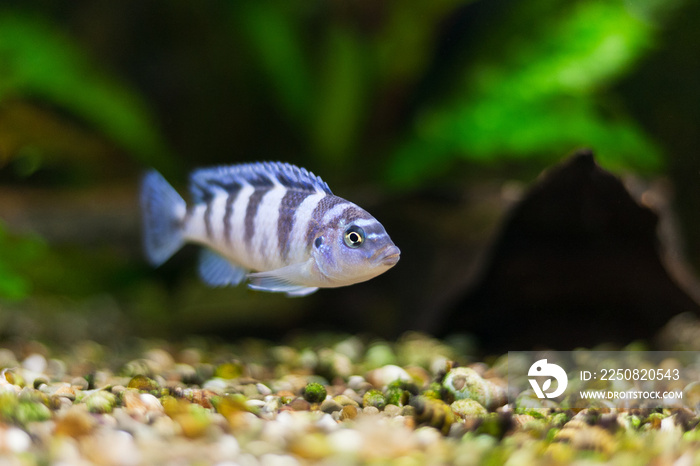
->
{"left": 343, "top": 225, "right": 365, "bottom": 248}
{"left": 314, "top": 237, "right": 323, "bottom": 248}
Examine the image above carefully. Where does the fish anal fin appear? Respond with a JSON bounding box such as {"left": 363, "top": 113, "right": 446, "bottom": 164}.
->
{"left": 247, "top": 262, "right": 318, "bottom": 297}
{"left": 198, "top": 249, "right": 248, "bottom": 287}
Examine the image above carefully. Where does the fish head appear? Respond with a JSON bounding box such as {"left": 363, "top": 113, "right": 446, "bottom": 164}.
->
{"left": 311, "top": 211, "right": 400, "bottom": 286}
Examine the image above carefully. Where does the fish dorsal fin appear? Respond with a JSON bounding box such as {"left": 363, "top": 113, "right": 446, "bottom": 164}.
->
{"left": 189, "top": 162, "right": 332, "bottom": 202}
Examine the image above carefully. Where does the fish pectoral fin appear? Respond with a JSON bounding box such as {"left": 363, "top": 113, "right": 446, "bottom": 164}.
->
{"left": 198, "top": 249, "right": 248, "bottom": 287}
{"left": 247, "top": 262, "right": 318, "bottom": 297}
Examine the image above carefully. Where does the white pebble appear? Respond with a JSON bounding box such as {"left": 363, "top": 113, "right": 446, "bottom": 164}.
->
{"left": 139, "top": 393, "right": 164, "bottom": 412}
{"left": 367, "top": 365, "right": 411, "bottom": 388}
{"left": 2, "top": 426, "right": 31, "bottom": 453}
{"left": 203, "top": 378, "right": 229, "bottom": 392}
{"left": 347, "top": 375, "right": 366, "bottom": 390}
{"left": 430, "top": 356, "right": 450, "bottom": 376}
{"left": 256, "top": 383, "right": 272, "bottom": 396}
{"left": 316, "top": 413, "right": 338, "bottom": 433}
{"left": 246, "top": 399, "right": 266, "bottom": 409}
{"left": 22, "top": 353, "right": 47, "bottom": 373}
{"left": 328, "top": 429, "right": 363, "bottom": 454}
{"left": 260, "top": 453, "right": 301, "bottom": 466}
{"left": 216, "top": 434, "right": 241, "bottom": 459}
{"left": 413, "top": 426, "right": 442, "bottom": 447}
{"left": 83, "top": 430, "right": 141, "bottom": 466}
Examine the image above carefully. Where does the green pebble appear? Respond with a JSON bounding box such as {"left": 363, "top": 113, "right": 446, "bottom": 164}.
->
{"left": 84, "top": 391, "right": 117, "bottom": 414}
{"left": 386, "top": 387, "right": 410, "bottom": 407}
{"left": 387, "top": 379, "right": 419, "bottom": 395}
{"left": 628, "top": 414, "right": 641, "bottom": 430}
{"left": 549, "top": 412, "right": 570, "bottom": 427}
{"left": 127, "top": 375, "right": 159, "bottom": 392}
{"left": 451, "top": 399, "right": 487, "bottom": 418}
{"left": 475, "top": 413, "right": 507, "bottom": 438}
{"left": 362, "top": 389, "right": 387, "bottom": 410}
{"left": 365, "top": 344, "right": 396, "bottom": 368}
{"left": 15, "top": 401, "right": 51, "bottom": 425}
{"left": 303, "top": 383, "right": 327, "bottom": 403}
{"left": 214, "top": 362, "right": 244, "bottom": 380}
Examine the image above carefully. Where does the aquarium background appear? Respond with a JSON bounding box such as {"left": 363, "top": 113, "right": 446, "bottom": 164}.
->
{"left": 1, "top": 0, "right": 699, "bottom": 350}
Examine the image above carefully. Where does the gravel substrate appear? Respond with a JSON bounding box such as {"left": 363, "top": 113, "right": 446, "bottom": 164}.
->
{"left": 0, "top": 332, "right": 699, "bottom": 465}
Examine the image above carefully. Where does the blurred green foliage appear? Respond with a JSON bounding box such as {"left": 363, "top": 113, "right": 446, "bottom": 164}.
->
{"left": 0, "top": 221, "right": 45, "bottom": 300}
{"left": 387, "top": 0, "right": 668, "bottom": 185}
{"left": 0, "top": 1, "right": 676, "bottom": 187}
{"left": 229, "top": 0, "right": 672, "bottom": 187}
{"left": 0, "top": 12, "right": 174, "bottom": 178}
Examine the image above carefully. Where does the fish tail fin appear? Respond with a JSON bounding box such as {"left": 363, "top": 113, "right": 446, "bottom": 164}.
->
{"left": 140, "top": 170, "right": 187, "bottom": 266}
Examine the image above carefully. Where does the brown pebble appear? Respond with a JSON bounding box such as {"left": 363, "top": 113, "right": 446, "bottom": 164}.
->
{"left": 288, "top": 398, "right": 311, "bottom": 411}
{"left": 54, "top": 385, "right": 77, "bottom": 401}
{"left": 54, "top": 406, "right": 96, "bottom": 438}
{"left": 340, "top": 405, "right": 358, "bottom": 420}
{"left": 277, "top": 390, "right": 296, "bottom": 401}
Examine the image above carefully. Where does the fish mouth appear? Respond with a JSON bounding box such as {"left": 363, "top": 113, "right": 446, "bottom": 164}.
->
{"left": 375, "top": 245, "right": 401, "bottom": 267}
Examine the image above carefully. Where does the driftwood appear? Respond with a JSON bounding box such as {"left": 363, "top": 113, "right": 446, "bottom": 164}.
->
{"left": 440, "top": 149, "right": 700, "bottom": 351}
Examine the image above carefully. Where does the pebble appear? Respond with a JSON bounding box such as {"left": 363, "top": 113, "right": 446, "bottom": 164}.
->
{"left": 0, "top": 425, "right": 32, "bottom": 453}
{"left": 22, "top": 354, "right": 47, "bottom": 373}
{"left": 362, "top": 389, "right": 387, "bottom": 410}
{"left": 82, "top": 430, "right": 141, "bottom": 466}
{"left": 327, "top": 428, "right": 363, "bottom": 453}
{"left": 287, "top": 398, "right": 311, "bottom": 411}
{"left": 383, "top": 404, "right": 402, "bottom": 417}
{"left": 347, "top": 375, "right": 365, "bottom": 389}
{"left": 334, "top": 394, "right": 360, "bottom": 408}
{"left": 0, "top": 333, "right": 697, "bottom": 465}
{"left": 339, "top": 405, "right": 358, "bottom": 420}
{"left": 443, "top": 367, "right": 506, "bottom": 410}
{"left": 54, "top": 406, "right": 97, "bottom": 438}
{"left": 366, "top": 365, "right": 412, "bottom": 388}
{"left": 451, "top": 399, "right": 488, "bottom": 418}
{"left": 83, "top": 390, "right": 116, "bottom": 414}
{"left": 320, "top": 398, "right": 342, "bottom": 414}
{"left": 123, "top": 391, "right": 163, "bottom": 417}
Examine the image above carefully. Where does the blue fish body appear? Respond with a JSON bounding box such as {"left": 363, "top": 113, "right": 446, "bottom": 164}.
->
{"left": 140, "top": 162, "right": 400, "bottom": 296}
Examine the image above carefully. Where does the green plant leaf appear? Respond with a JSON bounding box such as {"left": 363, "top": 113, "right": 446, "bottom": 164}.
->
{"left": 387, "top": 0, "right": 665, "bottom": 188}
{"left": 0, "top": 13, "right": 174, "bottom": 173}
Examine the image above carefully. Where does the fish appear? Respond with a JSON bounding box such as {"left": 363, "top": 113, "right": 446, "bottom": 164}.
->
{"left": 140, "top": 162, "right": 400, "bottom": 297}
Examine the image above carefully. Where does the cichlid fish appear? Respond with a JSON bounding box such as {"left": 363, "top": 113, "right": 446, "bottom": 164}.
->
{"left": 140, "top": 162, "right": 400, "bottom": 296}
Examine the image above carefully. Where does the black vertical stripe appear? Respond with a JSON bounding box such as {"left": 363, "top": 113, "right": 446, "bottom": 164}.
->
{"left": 222, "top": 182, "right": 242, "bottom": 245}
{"left": 199, "top": 188, "right": 214, "bottom": 241}
{"left": 204, "top": 201, "right": 214, "bottom": 240}
{"left": 244, "top": 186, "right": 273, "bottom": 251}
{"left": 277, "top": 190, "right": 312, "bottom": 261}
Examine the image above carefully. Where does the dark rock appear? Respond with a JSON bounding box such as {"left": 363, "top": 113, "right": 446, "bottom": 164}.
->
{"left": 440, "top": 149, "right": 700, "bottom": 351}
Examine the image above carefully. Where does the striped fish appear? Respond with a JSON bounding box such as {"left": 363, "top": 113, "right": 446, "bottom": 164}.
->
{"left": 140, "top": 162, "right": 400, "bottom": 296}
